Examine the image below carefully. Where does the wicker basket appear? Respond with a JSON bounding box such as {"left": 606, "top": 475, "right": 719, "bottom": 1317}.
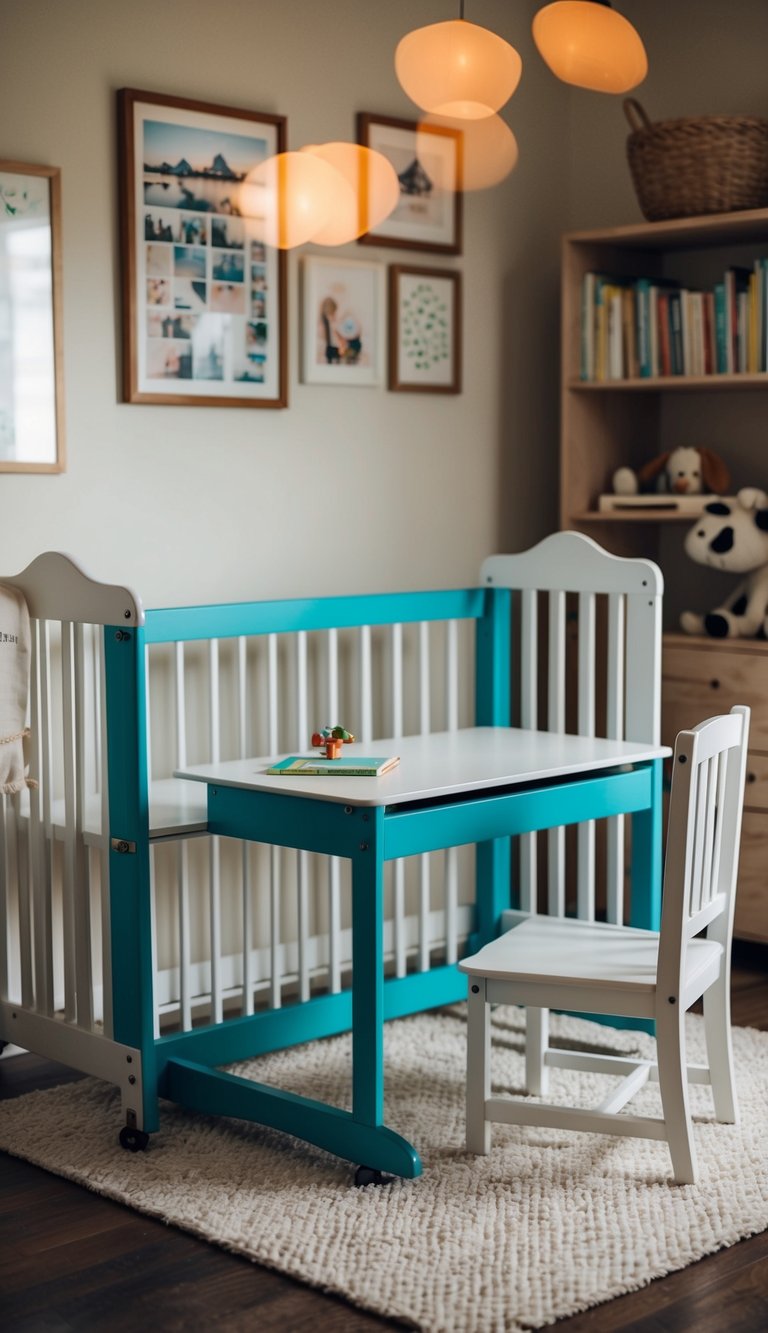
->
{"left": 624, "top": 99, "right": 768, "bottom": 221}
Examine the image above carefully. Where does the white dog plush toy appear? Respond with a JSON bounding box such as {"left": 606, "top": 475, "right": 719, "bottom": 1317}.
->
{"left": 613, "top": 445, "right": 730, "bottom": 497}
{"left": 680, "top": 488, "right": 768, "bottom": 638}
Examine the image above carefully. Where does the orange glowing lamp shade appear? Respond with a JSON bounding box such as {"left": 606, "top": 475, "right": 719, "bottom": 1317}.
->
{"left": 395, "top": 19, "right": 522, "bottom": 120}
{"left": 532, "top": 2, "right": 647, "bottom": 94}
{"left": 419, "top": 113, "right": 519, "bottom": 192}
{"left": 300, "top": 143, "right": 400, "bottom": 245}
{"left": 238, "top": 151, "right": 342, "bottom": 250}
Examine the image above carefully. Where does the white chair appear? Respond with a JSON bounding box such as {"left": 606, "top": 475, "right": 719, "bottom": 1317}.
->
{"left": 460, "top": 706, "right": 750, "bottom": 1184}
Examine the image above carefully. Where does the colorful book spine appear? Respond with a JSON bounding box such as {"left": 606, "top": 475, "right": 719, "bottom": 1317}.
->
{"left": 635, "top": 278, "right": 651, "bottom": 377}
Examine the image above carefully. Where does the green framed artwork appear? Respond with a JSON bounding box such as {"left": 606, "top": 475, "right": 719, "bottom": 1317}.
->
{"left": 388, "top": 265, "right": 461, "bottom": 393}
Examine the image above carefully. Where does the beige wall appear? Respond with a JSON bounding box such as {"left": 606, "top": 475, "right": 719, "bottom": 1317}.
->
{"left": 1, "top": 0, "right": 567, "bottom": 607}
{"left": 8, "top": 3, "right": 759, "bottom": 611}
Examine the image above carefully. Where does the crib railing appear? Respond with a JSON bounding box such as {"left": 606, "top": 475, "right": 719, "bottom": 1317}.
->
{"left": 142, "top": 591, "right": 484, "bottom": 1034}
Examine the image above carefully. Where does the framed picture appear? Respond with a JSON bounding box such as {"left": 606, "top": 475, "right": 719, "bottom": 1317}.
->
{"left": 0, "top": 161, "right": 65, "bottom": 472}
{"left": 357, "top": 113, "right": 462, "bottom": 255}
{"left": 301, "top": 255, "right": 385, "bottom": 386}
{"left": 118, "top": 88, "right": 287, "bottom": 408}
{"left": 389, "top": 265, "right": 461, "bottom": 394}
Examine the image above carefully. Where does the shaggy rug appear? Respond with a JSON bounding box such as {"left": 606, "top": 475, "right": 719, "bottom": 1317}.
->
{"left": 1, "top": 1006, "right": 767, "bottom": 1332}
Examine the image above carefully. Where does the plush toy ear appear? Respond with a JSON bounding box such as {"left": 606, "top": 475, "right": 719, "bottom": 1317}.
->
{"left": 698, "top": 448, "right": 731, "bottom": 494}
{"left": 637, "top": 452, "right": 671, "bottom": 484}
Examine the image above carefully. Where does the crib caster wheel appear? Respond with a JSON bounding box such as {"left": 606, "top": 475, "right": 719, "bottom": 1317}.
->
{"left": 354, "top": 1165, "right": 392, "bottom": 1188}
{"left": 119, "top": 1126, "right": 149, "bottom": 1153}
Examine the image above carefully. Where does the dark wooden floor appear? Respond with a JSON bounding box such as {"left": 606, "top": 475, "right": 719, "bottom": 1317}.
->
{"left": 2, "top": 942, "right": 767, "bottom": 1333}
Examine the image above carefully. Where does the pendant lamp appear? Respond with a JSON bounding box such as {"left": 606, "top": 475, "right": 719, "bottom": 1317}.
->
{"left": 395, "top": 17, "right": 522, "bottom": 120}
{"left": 419, "top": 113, "right": 519, "bottom": 191}
{"left": 532, "top": 1, "right": 647, "bottom": 94}
{"left": 238, "top": 151, "right": 341, "bottom": 249}
{"left": 300, "top": 143, "right": 400, "bottom": 245}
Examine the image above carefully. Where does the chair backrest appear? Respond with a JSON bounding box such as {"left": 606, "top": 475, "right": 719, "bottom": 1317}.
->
{"left": 658, "top": 706, "right": 750, "bottom": 991}
{"left": 481, "top": 532, "right": 663, "bottom": 922}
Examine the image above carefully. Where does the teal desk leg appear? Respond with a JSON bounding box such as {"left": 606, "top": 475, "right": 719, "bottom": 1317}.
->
{"left": 472, "top": 837, "right": 511, "bottom": 951}
{"left": 630, "top": 759, "right": 663, "bottom": 931}
{"left": 350, "top": 808, "right": 421, "bottom": 1178}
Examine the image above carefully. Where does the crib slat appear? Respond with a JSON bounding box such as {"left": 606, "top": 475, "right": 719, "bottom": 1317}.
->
{"left": 73, "top": 623, "right": 94, "bottom": 1029}
{"left": 28, "top": 619, "right": 53, "bottom": 1016}
{"left": 242, "top": 843, "right": 253, "bottom": 1015}
{"left": 711, "top": 752, "right": 728, "bottom": 898}
{"left": 605, "top": 593, "right": 626, "bottom": 924}
{"left": 13, "top": 793, "right": 33, "bottom": 1010}
{"left": 175, "top": 641, "right": 187, "bottom": 768}
{"left": 519, "top": 590, "right": 538, "bottom": 913}
{"left": 419, "top": 622, "right": 431, "bottom": 970}
{"left": 446, "top": 619, "right": 459, "bottom": 732}
{"left": 236, "top": 636, "right": 254, "bottom": 1015}
{"left": 267, "top": 634, "right": 278, "bottom": 752}
{"left": 60, "top": 622, "right": 77, "bottom": 1022}
{"left": 177, "top": 839, "right": 192, "bottom": 1031}
{"left": 150, "top": 844, "right": 160, "bottom": 1038}
{"left": 295, "top": 633, "right": 310, "bottom": 1004}
{"left": 207, "top": 640, "right": 223, "bottom": 1024}
{"left": 327, "top": 629, "right": 342, "bottom": 994}
{"left": 98, "top": 630, "right": 113, "bottom": 1038}
{"left": 577, "top": 592, "right": 596, "bottom": 921}
{"left": 391, "top": 623, "right": 403, "bottom": 737}
{"left": 390, "top": 624, "right": 406, "bottom": 977}
{"left": 270, "top": 845, "right": 282, "bottom": 1008}
{"left": 360, "top": 624, "right": 373, "bottom": 744}
{"left": 547, "top": 591, "right": 566, "bottom": 916}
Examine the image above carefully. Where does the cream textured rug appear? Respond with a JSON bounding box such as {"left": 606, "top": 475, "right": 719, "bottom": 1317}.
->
{"left": 2, "top": 1006, "right": 767, "bottom": 1332}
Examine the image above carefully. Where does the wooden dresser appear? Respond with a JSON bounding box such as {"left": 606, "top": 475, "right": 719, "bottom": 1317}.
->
{"left": 662, "top": 634, "right": 768, "bottom": 942}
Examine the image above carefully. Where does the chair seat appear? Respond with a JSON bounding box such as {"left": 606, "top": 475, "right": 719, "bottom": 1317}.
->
{"left": 460, "top": 915, "right": 723, "bottom": 994}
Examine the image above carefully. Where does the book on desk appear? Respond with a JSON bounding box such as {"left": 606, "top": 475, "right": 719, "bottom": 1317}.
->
{"left": 265, "top": 754, "right": 400, "bottom": 777}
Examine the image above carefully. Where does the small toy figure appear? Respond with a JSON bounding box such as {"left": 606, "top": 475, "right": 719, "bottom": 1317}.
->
{"left": 612, "top": 445, "right": 730, "bottom": 497}
{"left": 311, "top": 724, "right": 356, "bottom": 759}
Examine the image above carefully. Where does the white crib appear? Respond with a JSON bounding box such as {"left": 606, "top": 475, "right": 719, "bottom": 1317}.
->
{"left": 0, "top": 537, "right": 663, "bottom": 1172}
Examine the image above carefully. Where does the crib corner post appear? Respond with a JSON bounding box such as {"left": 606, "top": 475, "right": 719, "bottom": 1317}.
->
{"left": 103, "top": 621, "right": 158, "bottom": 1132}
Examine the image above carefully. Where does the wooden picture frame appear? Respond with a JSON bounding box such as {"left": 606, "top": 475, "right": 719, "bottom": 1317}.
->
{"left": 357, "top": 113, "right": 462, "bottom": 255}
{"left": 0, "top": 161, "right": 65, "bottom": 472}
{"left": 301, "top": 255, "right": 385, "bottom": 386}
{"left": 389, "top": 265, "right": 461, "bottom": 393}
{"left": 118, "top": 88, "right": 287, "bottom": 408}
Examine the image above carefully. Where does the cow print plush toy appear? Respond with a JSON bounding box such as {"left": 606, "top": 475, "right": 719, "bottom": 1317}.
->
{"left": 681, "top": 488, "right": 768, "bottom": 638}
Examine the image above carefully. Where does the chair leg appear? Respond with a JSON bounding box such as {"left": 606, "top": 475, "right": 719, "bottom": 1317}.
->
{"left": 525, "top": 1006, "right": 549, "bottom": 1096}
{"left": 656, "top": 1003, "right": 697, "bottom": 1185}
{"left": 703, "top": 972, "right": 738, "bottom": 1123}
{"left": 466, "top": 983, "right": 491, "bottom": 1154}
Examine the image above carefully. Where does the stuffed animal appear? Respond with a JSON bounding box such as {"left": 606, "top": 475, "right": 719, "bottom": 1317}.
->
{"left": 613, "top": 446, "right": 730, "bottom": 497}
{"left": 680, "top": 488, "right": 768, "bottom": 638}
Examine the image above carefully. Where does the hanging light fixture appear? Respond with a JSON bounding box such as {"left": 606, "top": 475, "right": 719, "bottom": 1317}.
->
{"left": 238, "top": 151, "right": 342, "bottom": 249}
{"left": 299, "top": 143, "right": 400, "bottom": 245}
{"left": 419, "top": 113, "right": 519, "bottom": 191}
{"left": 532, "top": 2, "right": 647, "bottom": 94}
{"left": 395, "top": 4, "right": 522, "bottom": 120}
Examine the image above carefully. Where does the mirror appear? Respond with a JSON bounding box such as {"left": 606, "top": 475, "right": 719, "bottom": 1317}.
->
{"left": 0, "top": 160, "right": 65, "bottom": 472}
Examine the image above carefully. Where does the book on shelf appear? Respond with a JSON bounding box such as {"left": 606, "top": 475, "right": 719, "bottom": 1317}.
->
{"left": 265, "top": 754, "right": 400, "bottom": 777}
{"left": 579, "top": 260, "right": 768, "bottom": 382}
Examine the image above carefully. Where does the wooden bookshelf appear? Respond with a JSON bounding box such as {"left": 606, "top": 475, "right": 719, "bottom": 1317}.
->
{"left": 560, "top": 208, "right": 768, "bottom": 942}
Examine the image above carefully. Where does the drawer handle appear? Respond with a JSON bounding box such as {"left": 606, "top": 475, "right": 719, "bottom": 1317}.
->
{"left": 747, "top": 772, "right": 757, "bottom": 784}
{"left": 710, "top": 679, "right": 720, "bottom": 690}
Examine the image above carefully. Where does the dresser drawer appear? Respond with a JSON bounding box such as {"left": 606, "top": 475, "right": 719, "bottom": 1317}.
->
{"left": 662, "top": 642, "right": 768, "bottom": 752}
{"left": 735, "top": 811, "right": 768, "bottom": 943}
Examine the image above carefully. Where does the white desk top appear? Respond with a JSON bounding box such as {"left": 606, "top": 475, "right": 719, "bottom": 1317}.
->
{"left": 175, "top": 728, "right": 670, "bottom": 809}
